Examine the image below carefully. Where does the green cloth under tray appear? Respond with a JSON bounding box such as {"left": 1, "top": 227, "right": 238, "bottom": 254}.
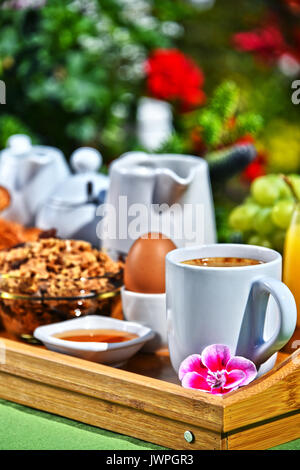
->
{"left": 0, "top": 399, "right": 299, "bottom": 450}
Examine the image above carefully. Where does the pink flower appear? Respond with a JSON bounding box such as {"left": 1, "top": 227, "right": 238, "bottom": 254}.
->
{"left": 179, "top": 344, "right": 257, "bottom": 396}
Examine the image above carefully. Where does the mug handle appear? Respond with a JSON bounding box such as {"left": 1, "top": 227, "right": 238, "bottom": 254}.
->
{"left": 236, "top": 277, "right": 297, "bottom": 366}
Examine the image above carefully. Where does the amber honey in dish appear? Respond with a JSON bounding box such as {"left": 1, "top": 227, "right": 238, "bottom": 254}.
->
{"left": 181, "top": 257, "right": 264, "bottom": 267}
{"left": 54, "top": 329, "right": 139, "bottom": 343}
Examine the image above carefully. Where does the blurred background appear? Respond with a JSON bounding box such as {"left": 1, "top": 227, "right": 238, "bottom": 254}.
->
{"left": 0, "top": 0, "right": 299, "bottom": 249}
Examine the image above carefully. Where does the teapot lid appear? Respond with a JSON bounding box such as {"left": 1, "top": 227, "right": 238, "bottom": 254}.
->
{"left": 49, "top": 147, "right": 108, "bottom": 206}
{"left": 7, "top": 134, "right": 32, "bottom": 155}
{"left": 3, "top": 134, "right": 65, "bottom": 163}
{"left": 70, "top": 147, "right": 102, "bottom": 173}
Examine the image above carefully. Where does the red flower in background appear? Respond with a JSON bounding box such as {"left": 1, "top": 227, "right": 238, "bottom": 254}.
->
{"left": 237, "top": 135, "right": 267, "bottom": 182}
{"left": 233, "top": 22, "right": 286, "bottom": 63}
{"left": 190, "top": 127, "right": 207, "bottom": 155}
{"left": 290, "top": 28, "right": 300, "bottom": 62}
{"left": 284, "top": 0, "right": 300, "bottom": 14}
{"left": 145, "top": 49, "right": 205, "bottom": 112}
{"left": 242, "top": 157, "right": 267, "bottom": 182}
{"left": 233, "top": 15, "right": 300, "bottom": 67}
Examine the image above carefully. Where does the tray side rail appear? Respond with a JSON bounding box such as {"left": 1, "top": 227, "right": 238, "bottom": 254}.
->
{"left": 0, "top": 338, "right": 223, "bottom": 433}
{"left": 222, "top": 348, "right": 300, "bottom": 433}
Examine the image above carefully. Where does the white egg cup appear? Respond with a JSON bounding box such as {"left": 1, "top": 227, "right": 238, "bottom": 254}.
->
{"left": 121, "top": 287, "right": 168, "bottom": 352}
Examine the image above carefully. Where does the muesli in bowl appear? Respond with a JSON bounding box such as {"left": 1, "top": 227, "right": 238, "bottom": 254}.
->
{"left": 0, "top": 238, "right": 123, "bottom": 340}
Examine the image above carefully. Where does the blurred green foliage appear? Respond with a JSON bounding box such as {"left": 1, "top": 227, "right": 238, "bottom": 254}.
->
{"left": 158, "top": 80, "right": 263, "bottom": 155}
{"left": 178, "top": 0, "right": 299, "bottom": 128}
{"left": 0, "top": 0, "right": 298, "bottom": 167}
{"left": 0, "top": 0, "right": 190, "bottom": 160}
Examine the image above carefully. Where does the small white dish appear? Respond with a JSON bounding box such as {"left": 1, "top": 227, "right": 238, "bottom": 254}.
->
{"left": 121, "top": 287, "right": 168, "bottom": 352}
{"left": 34, "top": 315, "right": 155, "bottom": 367}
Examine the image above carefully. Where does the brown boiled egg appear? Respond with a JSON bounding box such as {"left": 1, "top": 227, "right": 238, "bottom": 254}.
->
{"left": 124, "top": 233, "right": 176, "bottom": 294}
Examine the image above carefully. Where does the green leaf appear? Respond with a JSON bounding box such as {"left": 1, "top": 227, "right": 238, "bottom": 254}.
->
{"left": 67, "top": 118, "right": 98, "bottom": 142}
{"left": 0, "top": 27, "right": 20, "bottom": 56}
{"left": 198, "top": 110, "right": 223, "bottom": 147}
{"left": 211, "top": 81, "right": 240, "bottom": 121}
{"left": 236, "top": 113, "right": 264, "bottom": 136}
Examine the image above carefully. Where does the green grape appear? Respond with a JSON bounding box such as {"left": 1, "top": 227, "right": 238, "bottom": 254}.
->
{"left": 247, "top": 234, "right": 262, "bottom": 246}
{"left": 271, "top": 200, "right": 294, "bottom": 229}
{"left": 229, "top": 205, "right": 258, "bottom": 232}
{"left": 251, "top": 176, "right": 280, "bottom": 206}
{"left": 272, "top": 231, "right": 286, "bottom": 253}
{"left": 244, "top": 196, "right": 256, "bottom": 205}
{"left": 255, "top": 207, "right": 275, "bottom": 235}
{"left": 248, "top": 234, "right": 272, "bottom": 249}
{"left": 278, "top": 180, "right": 293, "bottom": 199}
{"left": 260, "top": 239, "right": 273, "bottom": 249}
{"left": 265, "top": 175, "right": 292, "bottom": 199}
{"left": 230, "top": 173, "right": 300, "bottom": 252}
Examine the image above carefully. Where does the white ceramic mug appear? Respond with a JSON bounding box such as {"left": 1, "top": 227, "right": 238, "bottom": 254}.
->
{"left": 166, "top": 244, "right": 297, "bottom": 376}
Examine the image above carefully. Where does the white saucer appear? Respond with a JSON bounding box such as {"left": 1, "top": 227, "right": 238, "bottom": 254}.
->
{"left": 34, "top": 315, "right": 155, "bottom": 366}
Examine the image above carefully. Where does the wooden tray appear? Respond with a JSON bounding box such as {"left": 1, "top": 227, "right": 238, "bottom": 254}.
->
{"left": 0, "top": 329, "right": 299, "bottom": 450}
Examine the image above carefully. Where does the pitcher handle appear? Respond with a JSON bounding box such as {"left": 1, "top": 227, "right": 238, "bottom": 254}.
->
{"left": 236, "top": 277, "right": 297, "bottom": 366}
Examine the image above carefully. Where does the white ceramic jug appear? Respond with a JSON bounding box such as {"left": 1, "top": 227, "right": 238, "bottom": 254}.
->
{"left": 102, "top": 152, "right": 216, "bottom": 257}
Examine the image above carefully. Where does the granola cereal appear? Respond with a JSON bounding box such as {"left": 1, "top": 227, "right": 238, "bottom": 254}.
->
{"left": 0, "top": 238, "right": 123, "bottom": 337}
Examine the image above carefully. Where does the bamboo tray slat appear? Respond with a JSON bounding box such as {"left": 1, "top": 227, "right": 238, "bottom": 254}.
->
{"left": 0, "top": 331, "right": 299, "bottom": 450}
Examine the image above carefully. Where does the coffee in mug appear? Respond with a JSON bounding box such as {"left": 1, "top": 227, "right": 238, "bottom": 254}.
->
{"left": 182, "top": 257, "right": 263, "bottom": 268}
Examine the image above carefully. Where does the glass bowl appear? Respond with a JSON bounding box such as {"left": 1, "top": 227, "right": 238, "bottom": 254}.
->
{"left": 0, "top": 275, "right": 122, "bottom": 341}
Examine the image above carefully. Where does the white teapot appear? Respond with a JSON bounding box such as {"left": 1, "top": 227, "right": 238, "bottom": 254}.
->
{"left": 36, "top": 147, "right": 109, "bottom": 246}
{"left": 0, "top": 134, "right": 69, "bottom": 225}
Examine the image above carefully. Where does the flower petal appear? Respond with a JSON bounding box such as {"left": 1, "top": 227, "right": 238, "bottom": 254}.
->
{"left": 210, "top": 387, "right": 237, "bottom": 396}
{"left": 178, "top": 354, "right": 208, "bottom": 381}
{"left": 201, "top": 344, "right": 232, "bottom": 372}
{"left": 226, "top": 356, "right": 257, "bottom": 386}
{"left": 223, "top": 370, "right": 246, "bottom": 389}
{"left": 181, "top": 372, "right": 211, "bottom": 392}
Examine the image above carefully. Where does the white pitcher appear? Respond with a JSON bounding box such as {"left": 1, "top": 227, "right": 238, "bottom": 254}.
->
{"left": 102, "top": 151, "right": 216, "bottom": 257}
